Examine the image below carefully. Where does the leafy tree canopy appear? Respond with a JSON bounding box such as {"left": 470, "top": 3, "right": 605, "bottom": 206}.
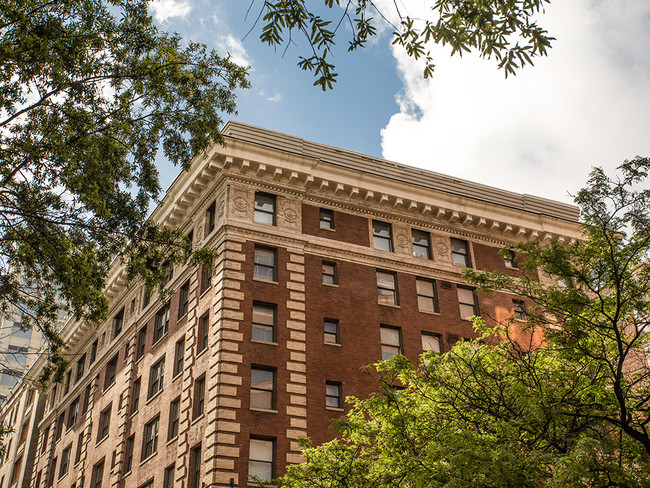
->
{"left": 0, "top": 0, "right": 249, "bottom": 383}
{"left": 247, "top": 0, "right": 554, "bottom": 89}
{"left": 282, "top": 158, "right": 650, "bottom": 487}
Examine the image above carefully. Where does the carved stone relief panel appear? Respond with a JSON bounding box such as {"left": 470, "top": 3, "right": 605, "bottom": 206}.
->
{"left": 279, "top": 195, "right": 301, "bottom": 231}
{"left": 433, "top": 234, "right": 451, "bottom": 263}
{"left": 393, "top": 223, "right": 412, "bottom": 256}
{"left": 230, "top": 185, "right": 251, "bottom": 220}
{"left": 215, "top": 189, "right": 227, "bottom": 229}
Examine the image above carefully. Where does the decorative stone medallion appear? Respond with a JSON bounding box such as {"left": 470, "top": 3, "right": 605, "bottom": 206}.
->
{"left": 234, "top": 196, "right": 248, "bottom": 211}
{"left": 435, "top": 242, "right": 448, "bottom": 255}
{"left": 396, "top": 234, "right": 409, "bottom": 248}
{"left": 283, "top": 208, "right": 298, "bottom": 222}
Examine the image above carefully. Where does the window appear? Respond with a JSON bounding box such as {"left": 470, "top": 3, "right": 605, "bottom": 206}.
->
{"left": 250, "top": 367, "right": 275, "bottom": 410}
{"left": 47, "top": 457, "right": 56, "bottom": 487}
{"left": 89, "top": 339, "right": 98, "bottom": 364}
{"left": 10, "top": 456, "right": 22, "bottom": 486}
{"left": 201, "top": 264, "right": 212, "bottom": 292}
{"left": 162, "top": 260, "right": 173, "bottom": 284}
{"left": 380, "top": 326, "right": 402, "bottom": 360}
{"left": 173, "top": 339, "right": 184, "bottom": 377}
{"left": 254, "top": 192, "right": 276, "bottom": 225}
{"left": 92, "top": 459, "right": 104, "bottom": 488}
{"left": 98, "top": 405, "right": 111, "bottom": 441}
{"left": 0, "top": 369, "right": 20, "bottom": 387}
{"left": 82, "top": 384, "right": 91, "bottom": 414}
{"left": 142, "top": 416, "right": 159, "bottom": 460}
{"left": 179, "top": 281, "right": 190, "bottom": 318}
{"left": 319, "top": 208, "right": 334, "bottom": 229}
{"left": 187, "top": 229, "right": 194, "bottom": 253}
{"left": 104, "top": 354, "right": 118, "bottom": 390}
{"left": 55, "top": 412, "right": 65, "bottom": 441}
{"left": 154, "top": 305, "right": 170, "bottom": 342}
{"left": 376, "top": 271, "right": 398, "bottom": 306}
{"left": 142, "top": 289, "right": 151, "bottom": 308}
{"left": 504, "top": 249, "right": 517, "bottom": 268}
{"left": 164, "top": 465, "right": 175, "bottom": 488}
{"left": 10, "top": 322, "right": 30, "bottom": 339}
{"left": 41, "top": 426, "right": 50, "bottom": 454}
{"left": 324, "top": 318, "right": 339, "bottom": 344}
{"left": 68, "top": 397, "right": 79, "bottom": 429}
{"left": 131, "top": 378, "right": 141, "bottom": 414}
{"left": 148, "top": 357, "right": 165, "bottom": 398}
{"left": 513, "top": 300, "right": 527, "bottom": 320}
{"left": 130, "top": 297, "right": 136, "bottom": 315}
{"left": 325, "top": 381, "right": 341, "bottom": 408}
{"left": 168, "top": 397, "right": 180, "bottom": 440}
{"left": 252, "top": 303, "right": 275, "bottom": 343}
{"left": 198, "top": 314, "right": 209, "bottom": 353}
{"left": 75, "top": 354, "right": 86, "bottom": 383}
{"left": 254, "top": 246, "right": 276, "bottom": 281}
{"left": 451, "top": 238, "right": 471, "bottom": 267}
{"left": 63, "top": 370, "right": 71, "bottom": 395}
{"left": 412, "top": 229, "right": 431, "bottom": 259}
{"left": 75, "top": 432, "right": 83, "bottom": 464}
{"left": 249, "top": 438, "right": 274, "bottom": 482}
{"left": 421, "top": 332, "right": 442, "bottom": 353}
{"left": 372, "top": 220, "right": 393, "bottom": 251}
{"left": 59, "top": 444, "right": 71, "bottom": 478}
{"left": 457, "top": 286, "right": 478, "bottom": 319}
{"left": 416, "top": 278, "right": 438, "bottom": 313}
{"left": 190, "top": 445, "right": 201, "bottom": 488}
{"left": 205, "top": 201, "right": 216, "bottom": 235}
{"left": 113, "top": 307, "right": 124, "bottom": 338}
{"left": 124, "top": 435, "right": 134, "bottom": 473}
{"left": 7, "top": 345, "right": 27, "bottom": 363}
{"left": 136, "top": 325, "right": 146, "bottom": 360}
{"left": 322, "top": 261, "right": 337, "bottom": 285}
{"left": 194, "top": 376, "right": 205, "bottom": 419}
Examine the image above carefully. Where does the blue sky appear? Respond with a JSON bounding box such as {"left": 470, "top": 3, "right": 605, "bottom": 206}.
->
{"left": 150, "top": 0, "right": 650, "bottom": 205}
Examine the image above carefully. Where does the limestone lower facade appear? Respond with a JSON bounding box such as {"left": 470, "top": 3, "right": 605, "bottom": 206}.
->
{"left": 0, "top": 122, "right": 581, "bottom": 488}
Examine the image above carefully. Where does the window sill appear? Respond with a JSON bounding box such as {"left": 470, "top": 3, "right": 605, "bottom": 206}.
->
{"left": 123, "top": 469, "right": 132, "bottom": 479}
{"left": 58, "top": 472, "right": 69, "bottom": 482}
{"left": 326, "top": 407, "right": 344, "bottom": 412}
{"left": 166, "top": 435, "right": 178, "bottom": 447}
{"left": 172, "top": 371, "right": 183, "bottom": 382}
{"left": 129, "top": 409, "right": 138, "bottom": 419}
{"left": 253, "top": 278, "right": 278, "bottom": 285}
{"left": 199, "top": 286, "right": 211, "bottom": 299}
{"left": 96, "top": 435, "right": 109, "bottom": 447}
{"left": 319, "top": 226, "right": 336, "bottom": 232}
{"left": 196, "top": 347, "right": 208, "bottom": 359}
{"left": 191, "top": 414, "right": 204, "bottom": 426}
{"left": 322, "top": 282, "right": 338, "bottom": 288}
{"left": 505, "top": 265, "right": 519, "bottom": 270}
{"left": 146, "top": 389, "right": 163, "bottom": 405}
{"left": 418, "top": 310, "right": 441, "bottom": 316}
{"left": 102, "top": 382, "right": 115, "bottom": 395}
{"left": 152, "top": 332, "right": 168, "bottom": 349}
{"left": 250, "top": 408, "right": 278, "bottom": 414}
{"left": 378, "top": 303, "right": 400, "bottom": 309}
{"left": 251, "top": 340, "right": 278, "bottom": 346}
{"left": 140, "top": 452, "right": 157, "bottom": 466}
{"left": 324, "top": 342, "right": 341, "bottom": 347}
{"left": 178, "top": 311, "right": 188, "bottom": 322}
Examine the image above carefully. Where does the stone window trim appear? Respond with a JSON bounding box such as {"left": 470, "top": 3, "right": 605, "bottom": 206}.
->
{"left": 450, "top": 237, "right": 472, "bottom": 268}
{"left": 372, "top": 219, "right": 393, "bottom": 252}
{"left": 254, "top": 192, "right": 276, "bottom": 226}
{"left": 412, "top": 229, "right": 432, "bottom": 259}
{"left": 319, "top": 208, "right": 335, "bottom": 230}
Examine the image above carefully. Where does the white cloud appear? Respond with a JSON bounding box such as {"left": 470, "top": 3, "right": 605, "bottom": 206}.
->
{"left": 378, "top": 0, "right": 650, "bottom": 204}
{"left": 216, "top": 35, "right": 251, "bottom": 68}
{"left": 149, "top": 0, "right": 191, "bottom": 23}
{"left": 266, "top": 93, "right": 282, "bottom": 103}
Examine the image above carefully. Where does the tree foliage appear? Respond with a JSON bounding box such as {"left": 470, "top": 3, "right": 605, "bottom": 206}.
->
{"left": 282, "top": 158, "right": 650, "bottom": 487}
{"left": 248, "top": 0, "right": 554, "bottom": 90}
{"left": 0, "top": 0, "right": 249, "bottom": 382}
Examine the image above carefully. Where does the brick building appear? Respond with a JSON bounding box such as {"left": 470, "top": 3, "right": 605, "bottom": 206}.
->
{"left": 0, "top": 122, "right": 581, "bottom": 488}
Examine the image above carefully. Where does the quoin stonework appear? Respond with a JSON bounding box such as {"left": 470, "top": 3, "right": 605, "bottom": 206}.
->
{"left": 0, "top": 122, "right": 582, "bottom": 488}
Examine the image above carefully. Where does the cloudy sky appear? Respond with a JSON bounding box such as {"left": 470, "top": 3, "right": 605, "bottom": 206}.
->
{"left": 150, "top": 0, "right": 650, "bottom": 205}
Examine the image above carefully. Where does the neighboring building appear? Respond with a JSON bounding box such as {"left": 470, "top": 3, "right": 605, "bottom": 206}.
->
{"left": 0, "top": 122, "right": 581, "bottom": 488}
{"left": 0, "top": 309, "right": 47, "bottom": 404}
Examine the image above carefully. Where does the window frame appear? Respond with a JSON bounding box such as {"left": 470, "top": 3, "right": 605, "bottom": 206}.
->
{"left": 124, "top": 435, "right": 134, "bottom": 474}
{"left": 412, "top": 229, "right": 432, "bottom": 259}
{"left": 321, "top": 261, "right": 337, "bottom": 285}
{"left": 513, "top": 299, "right": 527, "bottom": 321}
{"left": 372, "top": 220, "right": 393, "bottom": 252}
{"left": 253, "top": 245, "right": 277, "bottom": 282}
{"left": 104, "top": 354, "right": 118, "bottom": 391}
{"left": 112, "top": 307, "right": 124, "bottom": 339}
{"left": 98, "top": 405, "right": 111, "bottom": 442}
{"left": 457, "top": 286, "right": 479, "bottom": 319}
{"left": 323, "top": 318, "right": 340, "bottom": 345}
{"left": 325, "top": 381, "right": 342, "bottom": 409}
{"left": 250, "top": 366, "right": 275, "bottom": 411}
{"left": 380, "top": 325, "right": 402, "bottom": 360}
{"left": 319, "top": 208, "right": 334, "bottom": 229}
{"left": 179, "top": 281, "right": 190, "bottom": 318}
{"left": 416, "top": 278, "right": 439, "bottom": 313}
{"left": 193, "top": 376, "right": 205, "bottom": 419}
{"left": 421, "top": 332, "right": 442, "bottom": 353}
{"left": 154, "top": 305, "right": 170, "bottom": 343}
{"left": 205, "top": 201, "right": 216, "bottom": 235}
{"left": 59, "top": 444, "right": 71, "bottom": 479}
{"left": 254, "top": 192, "right": 276, "bottom": 225}
{"left": 173, "top": 339, "right": 185, "bottom": 377}
{"left": 504, "top": 249, "right": 518, "bottom": 268}
{"left": 450, "top": 238, "right": 472, "bottom": 267}
{"left": 136, "top": 325, "right": 147, "bottom": 360}
{"left": 252, "top": 302, "right": 276, "bottom": 343}
{"left": 142, "top": 415, "right": 159, "bottom": 460}
{"left": 148, "top": 356, "right": 165, "bottom": 399}
{"left": 198, "top": 313, "right": 209, "bottom": 353}
{"left": 248, "top": 437, "right": 275, "bottom": 483}
{"left": 168, "top": 397, "right": 180, "bottom": 440}
{"left": 131, "top": 378, "right": 140, "bottom": 415}
{"left": 92, "top": 459, "right": 104, "bottom": 488}
{"left": 376, "top": 270, "right": 399, "bottom": 306}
